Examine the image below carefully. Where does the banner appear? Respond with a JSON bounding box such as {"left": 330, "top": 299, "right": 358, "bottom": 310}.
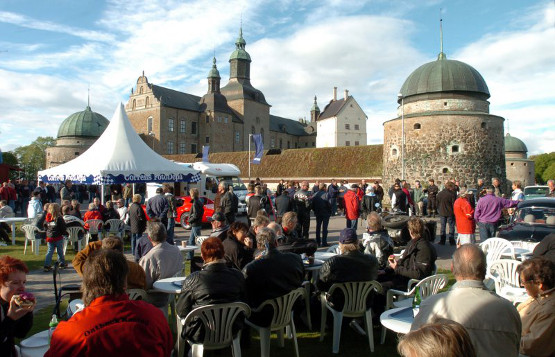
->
{"left": 0, "top": 148, "right": 3, "bottom": 164}
{"left": 202, "top": 145, "right": 210, "bottom": 163}
{"left": 252, "top": 134, "right": 263, "bottom": 165}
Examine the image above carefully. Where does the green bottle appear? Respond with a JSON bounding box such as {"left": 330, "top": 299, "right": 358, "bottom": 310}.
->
{"left": 48, "top": 314, "right": 59, "bottom": 343}
{"left": 412, "top": 286, "right": 422, "bottom": 317}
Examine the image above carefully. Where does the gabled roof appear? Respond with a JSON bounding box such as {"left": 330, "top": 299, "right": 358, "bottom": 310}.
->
{"left": 318, "top": 97, "right": 348, "bottom": 120}
{"left": 269, "top": 115, "right": 311, "bottom": 136}
{"left": 151, "top": 85, "right": 202, "bottom": 112}
{"left": 199, "top": 93, "right": 243, "bottom": 123}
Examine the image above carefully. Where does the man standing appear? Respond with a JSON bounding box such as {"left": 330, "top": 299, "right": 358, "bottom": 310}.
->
{"left": 146, "top": 187, "right": 169, "bottom": 228}
{"left": 426, "top": 179, "right": 439, "bottom": 217}
{"left": 474, "top": 186, "right": 519, "bottom": 242}
{"left": 510, "top": 180, "right": 525, "bottom": 201}
{"left": 247, "top": 185, "right": 266, "bottom": 224}
{"left": 343, "top": 184, "right": 360, "bottom": 230}
{"left": 391, "top": 182, "right": 407, "bottom": 212}
{"left": 337, "top": 180, "right": 348, "bottom": 215}
{"left": 139, "top": 221, "right": 183, "bottom": 309}
{"left": 312, "top": 183, "right": 331, "bottom": 247}
{"left": 454, "top": 188, "right": 475, "bottom": 246}
{"left": 412, "top": 180, "right": 425, "bottom": 216}
{"left": 476, "top": 178, "right": 486, "bottom": 202}
{"left": 412, "top": 244, "right": 521, "bottom": 357}
{"left": 213, "top": 182, "right": 226, "bottom": 213}
{"left": 373, "top": 181, "right": 384, "bottom": 204}
{"left": 163, "top": 185, "right": 177, "bottom": 245}
{"left": 129, "top": 194, "right": 147, "bottom": 257}
{"left": 327, "top": 179, "right": 339, "bottom": 216}
{"left": 274, "top": 189, "right": 292, "bottom": 224}
{"left": 437, "top": 182, "right": 457, "bottom": 245}
{"left": 361, "top": 186, "right": 379, "bottom": 221}
{"left": 59, "top": 180, "right": 73, "bottom": 202}
{"left": 221, "top": 184, "right": 238, "bottom": 225}
{"left": 492, "top": 177, "right": 505, "bottom": 198}
{"left": 46, "top": 249, "right": 173, "bottom": 357}
{"left": 293, "top": 181, "right": 312, "bottom": 239}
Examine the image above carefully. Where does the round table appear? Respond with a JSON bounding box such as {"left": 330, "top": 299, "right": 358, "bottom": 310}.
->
{"left": 380, "top": 306, "right": 414, "bottom": 335}
{"left": 19, "top": 330, "right": 49, "bottom": 357}
{"left": 153, "top": 276, "right": 187, "bottom": 294}
{"left": 178, "top": 245, "right": 199, "bottom": 255}
{"left": 314, "top": 251, "right": 337, "bottom": 261}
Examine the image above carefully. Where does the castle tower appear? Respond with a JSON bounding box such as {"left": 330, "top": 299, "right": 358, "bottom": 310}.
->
{"left": 310, "top": 96, "right": 320, "bottom": 122}
{"left": 505, "top": 133, "right": 535, "bottom": 187}
{"left": 207, "top": 57, "right": 221, "bottom": 93}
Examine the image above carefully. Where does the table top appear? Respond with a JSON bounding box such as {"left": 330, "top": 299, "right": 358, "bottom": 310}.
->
{"left": 20, "top": 330, "right": 49, "bottom": 357}
{"left": 0, "top": 217, "right": 28, "bottom": 223}
{"left": 177, "top": 245, "right": 199, "bottom": 253}
{"left": 314, "top": 252, "right": 337, "bottom": 261}
{"left": 153, "top": 276, "right": 187, "bottom": 294}
{"left": 380, "top": 306, "right": 413, "bottom": 335}
{"left": 304, "top": 259, "right": 325, "bottom": 271}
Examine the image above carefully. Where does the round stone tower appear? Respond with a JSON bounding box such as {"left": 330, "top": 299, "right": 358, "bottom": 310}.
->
{"left": 46, "top": 105, "right": 109, "bottom": 169}
{"left": 505, "top": 133, "right": 535, "bottom": 187}
{"left": 383, "top": 52, "right": 506, "bottom": 188}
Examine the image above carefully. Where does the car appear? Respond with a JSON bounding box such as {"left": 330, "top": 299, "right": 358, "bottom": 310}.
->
{"left": 142, "top": 196, "right": 215, "bottom": 230}
{"left": 497, "top": 198, "right": 555, "bottom": 242}
{"left": 523, "top": 185, "right": 549, "bottom": 200}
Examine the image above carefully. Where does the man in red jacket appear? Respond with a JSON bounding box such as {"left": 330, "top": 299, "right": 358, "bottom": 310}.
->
{"left": 454, "top": 188, "right": 475, "bottom": 247}
{"left": 46, "top": 249, "right": 173, "bottom": 357}
{"left": 344, "top": 184, "right": 361, "bottom": 231}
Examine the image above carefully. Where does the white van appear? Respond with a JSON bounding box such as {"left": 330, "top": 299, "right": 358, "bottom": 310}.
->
{"left": 146, "top": 162, "right": 247, "bottom": 214}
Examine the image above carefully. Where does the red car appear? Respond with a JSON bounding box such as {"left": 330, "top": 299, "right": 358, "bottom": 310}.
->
{"left": 142, "top": 196, "right": 215, "bottom": 230}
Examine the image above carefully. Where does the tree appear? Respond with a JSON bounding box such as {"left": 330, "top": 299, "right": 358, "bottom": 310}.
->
{"left": 1, "top": 151, "right": 18, "bottom": 166}
{"left": 542, "top": 162, "right": 555, "bottom": 183}
{"left": 530, "top": 152, "right": 555, "bottom": 184}
{"left": 13, "top": 136, "right": 56, "bottom": 180}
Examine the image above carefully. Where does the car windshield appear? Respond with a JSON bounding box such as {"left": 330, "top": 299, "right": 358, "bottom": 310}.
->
{"left": 514, "top": 206, "right": 555, "bottom": 225}
{"left": 216, "top": 176, "right": 246, "bottom": 191}
{"left": 524, "top": 186, "right": 549, "bottom": 197}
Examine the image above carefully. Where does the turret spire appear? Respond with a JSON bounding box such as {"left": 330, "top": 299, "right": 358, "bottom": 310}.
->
{"left": 438, "top": 10, "right": 446, "bottom": 60}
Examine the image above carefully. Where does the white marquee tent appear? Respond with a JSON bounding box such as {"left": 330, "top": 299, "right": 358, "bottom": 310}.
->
{"left": 38, "top": 103, "right": 200, "bottom": 185}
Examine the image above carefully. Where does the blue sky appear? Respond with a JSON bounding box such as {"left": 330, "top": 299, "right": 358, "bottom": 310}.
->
{"left": 1, "top": 0, "right": 554, "bottom": 154}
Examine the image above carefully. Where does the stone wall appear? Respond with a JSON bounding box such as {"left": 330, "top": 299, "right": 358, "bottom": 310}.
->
{"left": 45, "top": 137, "right": 98, "bottom": 168}
{"left": 506, "top": 158, "right": 535, "bottom": 187}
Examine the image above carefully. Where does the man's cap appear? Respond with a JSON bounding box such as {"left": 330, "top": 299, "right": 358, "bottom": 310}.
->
{"left": 339, "top": 228, "right": 358, "bottom": 244}
{"left": 156, "top": 187, "right": 164, "bottom": 194}
{"left": 211, "top": 211, "right": 226, "bottom": 222}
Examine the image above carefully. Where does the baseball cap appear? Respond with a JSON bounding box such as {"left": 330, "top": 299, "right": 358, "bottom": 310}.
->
{"left": 211, "top": 212, "right": 226, "bottom": 222}
{"left": 156, "top": 187, "right": 164, "bottom": 194}
{"left": 339, "top": 228, "right": 357, "bottom": 244}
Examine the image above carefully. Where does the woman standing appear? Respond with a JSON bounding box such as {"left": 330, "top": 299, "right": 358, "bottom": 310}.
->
{"left": 128, "top": 194, "right": 147, "bottom": 256}
{"left": 43, "top": 203, "right": 68, "bottom": 272}
{"left": 0, "top": 256, "right": 35, "bottom": 357}
{"left": 186, "top": 188, "right": 204, "bottom": 260}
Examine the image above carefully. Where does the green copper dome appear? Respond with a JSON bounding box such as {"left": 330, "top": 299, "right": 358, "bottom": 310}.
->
{"left": 208, "top": 57, "right": 220, "bottom": 78}
{"left": 229, "top": 27, "right": 251, "bottom": 62}
{"left": 399, "top": 53, "right": 490, "bottom": 101}
{"left": 505, "top": 133, "right": 528, "bottom": 153}
{"left": 57, "top": 106, "right": 109, "bottom": 138}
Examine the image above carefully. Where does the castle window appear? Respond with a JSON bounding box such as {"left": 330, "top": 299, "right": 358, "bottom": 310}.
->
{"left": 271, "top": 137, "right": 275, "bottom": 148}
{"left": 443, "top": 101, "right": 447, "bottom": 106}
{"left": 442, "top": 168, "right": 449, "bottom": 173}
{"left": 295, "top": 142, "right": 298, "bottom": 148}
{"left": 451, "top": 145, "right": 459, "bottom": 153}
{"left": 345, "top": 124, "right": 350, "bottom": 130}
{"left": 305, "top": 142, "right": 308, "bottom": 147}
{"left": 391, "top": 146, "right": 398, "bottom": 157}
{"left": 191, "top": 122, "right": 197, "bottom": 135}
{"left": 414, "top": 123, "right": 421, "bottom": 130}
{"left": 511, "top": 163, "right": 514, "bottom": 166}
{"left": 139, "top": 87, "right": 143, "bottom": 94}
{"left": 205, "top": 116, "right": 210, "bottom": 124}
{"left": 355, "top": 141, "right": 360, "bottom": 146}
{"left": 235, "top": 131, "right": 240, "bottom": 143}
{"left": 179, "top": 143, "right": 186, "bottom": 154}
{"left": 132, "top": 99, "right": 136, "bottom": 109}
{"left": 180, "top": 119, "right": 186, "bottom": 133}
{"left": 217, "top": 116, "right": 222, "bottom": 123}
{"left": 346, "top": 141, "right": 350, "bottom": 146}
{"left": 524, "top": 163, "right": 527, "bottom": 166}
{"left": 224, "top": 117, "right": 228, "bottom": 124}
{"left": 147, "top": 117, "right": 153, "bottom": 133}
{"left": 191, "top": 144, "right": 197, "bottom": 153}
{"left": 279, "top": 139, "right": 283, "bottom": 148}
{"left": 481, "top": 122, "right": 487, "bottom": 129}
{"left": 287, "top": 141, "right": 290, "bottom": 149}
{"left": 312, "top": 142, "right": 315, "bottom": 147}
{"left": 205, "top": 136, "right": 210, "bottom": 144}
{"left": 145, "top": 96, "right": 149, "bottom": 107}
{"left": 168, "top": 118, "right": 174, "bottom": 132}
{"left": 251, "top": 126, "right": 255, "bottom": 134}
{"left": 74, "top": 152, "right": 79, "bottom": 156}
{"left": 167, "top": 141, "right": 174, "bottom": 154}
{"left": 355, "top": 124, "right": 359, "bottom": 130}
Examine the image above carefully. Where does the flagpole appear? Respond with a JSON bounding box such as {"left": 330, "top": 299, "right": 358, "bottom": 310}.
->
{"left": 248, "top": 134, "right": 252, "bottom": 181}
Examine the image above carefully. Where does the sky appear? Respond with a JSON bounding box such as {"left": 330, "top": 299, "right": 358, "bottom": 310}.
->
{"left": 0, "top": 0, "right": 554, "bottom": 155}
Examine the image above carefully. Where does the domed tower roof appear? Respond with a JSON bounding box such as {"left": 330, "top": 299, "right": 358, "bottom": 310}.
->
{"left": 229, "top": 27, "right": 251, "bottom": 62}
{"left": 505, "top": 133, "right": 528, "bottom": 153}
{"left": 57, "top": 106, "right": 109, "bottom": 138}
{"left": 208, "top": 57, "right": 220, "bottom": 78}
{"left": 399, "top": 52, "right": 490, "bottom": 102}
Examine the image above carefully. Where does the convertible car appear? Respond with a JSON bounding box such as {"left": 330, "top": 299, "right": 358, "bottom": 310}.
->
{"left": 497, "top": 198, "right": 555, "bottom": 242}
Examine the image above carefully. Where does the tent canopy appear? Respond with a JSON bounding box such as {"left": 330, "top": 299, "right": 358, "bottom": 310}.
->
{"left": 38, "top": 103, "right": 200, "bottom": 184}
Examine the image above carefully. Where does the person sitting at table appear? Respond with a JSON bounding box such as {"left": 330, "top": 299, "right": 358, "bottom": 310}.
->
{"left": 398, "top": 318, "right": 477, "bottom": 357}
{"left": 93, "top": 197, "right": 105, "bottom": 215}
{"left": 0, "top": 200, "right": 14, "bottom": 218}
{"left": 317, "top": 228, "right": 379, "bottom": 311}
{"left": 361, "top": 212, "right": 394, "bottom": 269}
{"left": 277, "top": 211, "right": 318, "bottom": 256}
{"left": 177, "top": 237, "right": 246, "bottom": 345}
{"left": 139, "top": 221, "right": 183, "bottom": 312}
{"left": 379, "top": 217, "right": 437, "bottom": 291}
{"left": 208, "top": 212, "right": 229, "bottom": 241}
{"left": 0, "top": 256, "right": 34, "bottom": 357}
{"left": 242, "top": 227, "right": 304, "bottom": 326}
{"left": 102, "top": 200, "right": 120, "bottom": 231}
{"left": 412, "top": 244, "right": 521, "bottom": 357}
{"left": 224, "top": 221, "right": 254, "bottom": 270}
{"left": 515, "top": 257, "right": 555, "bottom": 357}
{"left": 246, "top": 214, "right": 270, "bottom": 242}
{"left": 83, "top": 202, "right": 103, "bottom": 241}
{"left": 72, "top": 237, "right": 146, "bottom": 289}
{"left": 46, "top": 249, "right": 173, "bottom": 357}
{"left": 69, "top": 199, "right": 82, "bottom": 220}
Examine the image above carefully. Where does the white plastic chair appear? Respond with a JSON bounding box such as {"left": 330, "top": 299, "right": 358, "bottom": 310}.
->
{"left": 481, "top": 238, "right": 516, "bottom": 264}
{"left": 127, "top": 289, "right": 147, "bottom": 301}
{"left": 381, "top": 274, "right": 448, "bottom": 343}
{"left": 104, "top": 219, "right": 125, "bottom": 238}
{"left": 246, "top": 287, "right": 305, "bottom": 357}
{"left": 179, "top": 302, "right": 251, "bottom": 357}
{"left": 327, "top": 244, "right": 340, "bottom": 254}
{"left": 195, "top": 235, "right": 209, "bottom": 246}
{"left": 63, "top": 226, "right": 85, "bottom": 254}
{"left": 489, "top": 259, "right": 528, "bottom": 305}
{"left": 320, "top": 281, "right": 382, "bottom": 354}
{"left": 85, "top": 219, "right": 103, "bottom": 242}
{"left": 21, "top": 225, "right": 40, "bottom": 255}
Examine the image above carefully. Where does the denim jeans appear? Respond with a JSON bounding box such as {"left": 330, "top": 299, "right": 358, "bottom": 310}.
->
{"left": 131, "top": 233, "right": 142, "bottom": 256}
{"left": 330, "top": 198, "right": 337, "bottom": 216}
{"left": 478, "top": 222, "right": 497, "bottom": 242}
{"left": 346, "top": 218, "right": 358, "bottom": 232}
{"left": 166, "top": 218, "right": 175, "bottom": 245}
{"left": 44, "top": 239, "right": 65, "bottom": 267}
{"left": 440, "top": 215, "right": 456, "bottom": 243}
{"left": 315, "top": 215, "right": 330, "bottom": 245}
{"left": 188, "top": 226, "right": 202, "bottom": 260}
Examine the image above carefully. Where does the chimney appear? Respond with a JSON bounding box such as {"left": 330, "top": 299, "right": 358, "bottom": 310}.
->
{"left": 344, "top": 89, "right": 349, "bottom": 100}
{"left": 333, "top": 87, "right": 337, "bottom": 101}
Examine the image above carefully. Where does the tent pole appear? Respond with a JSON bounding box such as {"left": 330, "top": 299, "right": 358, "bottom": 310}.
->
{"left": 248, "top": 134, "right": 251, "bottom": 181}
{"left": 101, "top": 185, "right": 105, "bottom": 205}
{"left": 132, "top": 183, "right": 135, "bottom": 196}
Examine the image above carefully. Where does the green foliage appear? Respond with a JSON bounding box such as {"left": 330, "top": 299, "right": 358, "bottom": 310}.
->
{"left": 530, "top": 152, "right": 555, "bottom": 184}
{"left": 2, "top": 151, "right": 18, "bottom": 165}
{"left": 12, "top": 136, "right": 56, "bottom": 180}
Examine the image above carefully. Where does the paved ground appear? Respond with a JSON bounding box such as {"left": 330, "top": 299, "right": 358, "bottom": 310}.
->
{"left": 26, "top": 214, "right": 457, "bottom": 313}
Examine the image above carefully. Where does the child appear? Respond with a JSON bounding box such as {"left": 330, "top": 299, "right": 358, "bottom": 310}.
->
{"left": 43, "top": 203, "right": 67, "bottom": 272}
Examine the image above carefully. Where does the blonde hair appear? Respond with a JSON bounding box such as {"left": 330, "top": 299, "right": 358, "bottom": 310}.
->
{"left": 282, "top": 211, "right": 297, "bottom": 228}
{"left": 132, "top": 194, "right": 142, "bottom": 203}
{"left": 189, "top": 188, "right": 199, "bottom": 199}
{"left": 398, "top": 319, "right": 476, "bottom": 357}
{"left": 48, "top": 203, "right": 61, "bottom": 220}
